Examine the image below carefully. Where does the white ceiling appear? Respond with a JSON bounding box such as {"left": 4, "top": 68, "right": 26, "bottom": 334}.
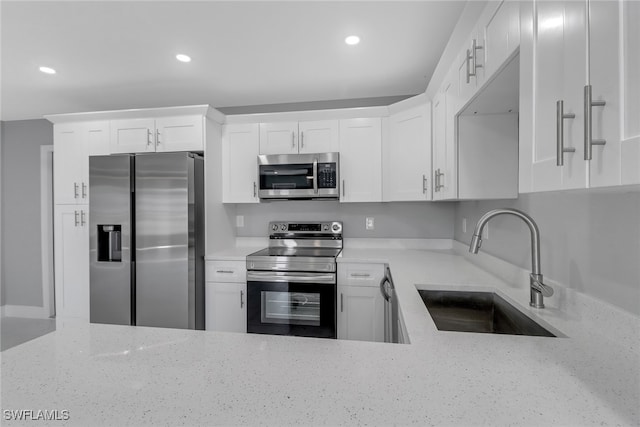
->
{"left": 1, "top": 1, "right": 467, "bottom": 121}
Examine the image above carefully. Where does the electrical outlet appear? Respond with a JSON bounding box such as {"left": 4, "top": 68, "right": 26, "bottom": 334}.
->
{"left": 482, "top": 223, "right": 489, "bottom": 239}
{"left": 365, "top": 217, "right": 375, "bottom": 230}
{"left": 236, "top": 215, "right": 244, "bottom": 228}
{"left": 462, "top": 218, "right": 467, "bottom": 233}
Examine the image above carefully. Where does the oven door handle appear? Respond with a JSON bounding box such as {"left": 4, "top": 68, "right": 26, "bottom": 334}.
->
{"left": 312, "top": 158, "right": 319, "bottom": 194}
{"left": 247, "top": 271, "right": 336, "bottom": 284}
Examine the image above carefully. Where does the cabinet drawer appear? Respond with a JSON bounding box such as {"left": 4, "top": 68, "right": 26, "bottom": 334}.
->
{"left": 206, "top": 260, "right": 246, "bottom": 283}
{"left": 337, "top": 263, "right": 385, "bottom": 287}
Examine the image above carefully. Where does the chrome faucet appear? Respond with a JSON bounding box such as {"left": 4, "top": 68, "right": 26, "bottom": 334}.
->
{"left": 468, "top": 208, "right": 554, "bottom": 308}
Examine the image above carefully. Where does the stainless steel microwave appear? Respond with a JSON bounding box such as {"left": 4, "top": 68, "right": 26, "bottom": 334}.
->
{"left": 257, "top": 152, "right": 340, "bottom": 200}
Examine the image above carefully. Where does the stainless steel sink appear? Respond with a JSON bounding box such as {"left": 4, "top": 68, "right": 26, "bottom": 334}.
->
{"left": 418, "top": 290, "right": 556, "bottom": 337}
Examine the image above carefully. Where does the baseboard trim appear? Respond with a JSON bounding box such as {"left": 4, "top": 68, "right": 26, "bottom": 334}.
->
{"left": 1, "top": 304, "right": 50, "bottom": 319}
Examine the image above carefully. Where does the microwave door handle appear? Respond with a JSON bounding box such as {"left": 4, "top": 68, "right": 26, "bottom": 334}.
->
{"left": 312, "top": 158, "right": 318, "bottom": 194}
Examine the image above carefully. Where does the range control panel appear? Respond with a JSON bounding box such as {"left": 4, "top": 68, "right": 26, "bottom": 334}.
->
{"left": 268, "top": 221, "right": 342, "bottom": 236}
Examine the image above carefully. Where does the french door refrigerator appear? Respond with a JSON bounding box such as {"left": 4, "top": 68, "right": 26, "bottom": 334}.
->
{"left": 89, "top": 152, "right": 205, "bottom": 330}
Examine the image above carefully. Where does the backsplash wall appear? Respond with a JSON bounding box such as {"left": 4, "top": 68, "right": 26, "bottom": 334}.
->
{"left": 236, "top": 201, "right": 456, "bottom": 239}
{"left": 454, "top": 188, "right": 640, "bottom": 316}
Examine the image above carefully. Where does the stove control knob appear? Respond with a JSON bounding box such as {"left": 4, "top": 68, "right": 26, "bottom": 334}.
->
{"left": 280, "top": 224, "right": 287, "bottom": 231}
{"left": 323, "top": 224, "right": 329, "bottom": 231}
{"left": 332, "top": 223, "right": 341, "bottom": 232}
{"left": 271, "top": 224, "right": 279, "bottom": 231}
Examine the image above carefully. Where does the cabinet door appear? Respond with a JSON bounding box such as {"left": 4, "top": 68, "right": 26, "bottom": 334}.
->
{"left": 620, "top": 0, "right": 640, "bottom": 185}
{"left": 86, "top": 121, "right": 110, "bottom": 156}
{"left": 484, "top": 0, "right": 520, "bottom": 78}
{"left": 588, "top": 0, "right": 622, "bottom": 188}
{"left": 222, "top": 124, "right": 260, "bottom": 203}
{"left": 54, "top": 205, "right": 89, "bottom": 320}
{"left": 434, "top": 77, "right": 459, "bottom": 200}
{"left": 386, "top": 104, "right": 432, "bottom": 201}
{"left": 530, "top": 0, "right": 587, "bottom": 192}
{"left": 54, "top": 123, "right": 88, "bottom": 205}
{"left": 156, "top": 115, "right": 204, "bottom": 152}
{"left": 205, "top": 282, "right": 247, "bottom": 333}
{"left": 339, "top": 118, "right": 382, "bottom": 202}
{"left": 337, "top": 285, "right": 384, "bottom": 342}
{"left": 259, "top": 122, "right": 299, "bottom": 154}
{"left": 298, "top": 120, "right": 339, "bottom": 153}
{"left": 110, "top": 118, "right": 156, "bottom": 154}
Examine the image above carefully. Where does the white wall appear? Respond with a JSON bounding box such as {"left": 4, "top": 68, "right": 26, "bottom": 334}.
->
{"left": 454, "top": 188, "right": 640, "bottom": 316}
{"left": 236, "top": 201, "right": 455, "bottom": 239}
{"left": 1, "top": 119, "right": 53, "bottom": 307}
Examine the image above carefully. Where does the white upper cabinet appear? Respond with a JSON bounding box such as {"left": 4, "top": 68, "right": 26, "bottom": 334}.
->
{"left": 520, "top": 0, "right": 637, "bottom": 192}
{"left": 259, "top": 122, "right": 299, "bottom": 154}
{"left": 155, "top": 115, "right": 204, "bottom": 152}
{"left": 621, "top": 0, "right": 640, "bottom": 185}
{"left": 298, "top": 120, "right": 339, "bottom": 153}
{"left": 339, "top": 118, "right": 382, "bottom": 202}
{"left": 222, "top": 123, "right": 260, "bottom": 203}
{"left": 86, "top": 121, "right": 110, "bottom": 156}
{"left": 54, "top": 123, "right": 89, "bottom": 205}
{"left": 484, "top": 0, "right": 520, "bottom": 78}
{"left": 385, "top": 102, "right": 432, "bottom": 201}
{"left": 110, "top": 115, "right": 204, "bottom": 154}
{"left": 259, "top": 120, "right": 339, "bottom": 154}
{"left": 433, "top": 67, "right": 459, "bottom": 201}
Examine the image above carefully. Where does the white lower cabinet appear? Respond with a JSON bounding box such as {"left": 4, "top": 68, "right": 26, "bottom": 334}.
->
{"left": 337, "top": 263, "right": 385, "bottom": 342}
{"left": 205, "top": 260, "right": 247, "bottom": 333}
{"left": 205, "top": 282, "right": 247, "bottom": 333}
{"left": 54, "top": 205, "right": 89, "bottom": 320}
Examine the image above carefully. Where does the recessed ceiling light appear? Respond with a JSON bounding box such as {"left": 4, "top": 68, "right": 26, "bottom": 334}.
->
{"left": 39, "top": 66, "right": 56, "bottom": 74}
{"left": 345, "top": 35, "right": 360, "bottom": 46}
{"left": 176, "top": 54, "right": 191, "bottom": 63}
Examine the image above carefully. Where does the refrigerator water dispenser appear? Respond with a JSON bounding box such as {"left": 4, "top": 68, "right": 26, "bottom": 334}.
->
{"left": 97, "top": 225, "right": 122, "bottom": 262}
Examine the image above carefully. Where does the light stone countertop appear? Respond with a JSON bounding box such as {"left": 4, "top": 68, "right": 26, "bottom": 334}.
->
{"left": 2, "top": 244, "right": 639, "bottom": 426}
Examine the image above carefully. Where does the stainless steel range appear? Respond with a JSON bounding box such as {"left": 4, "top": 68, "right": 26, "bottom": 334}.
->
{"left": 246, "top": 221, "right": 343, "bottom": 338}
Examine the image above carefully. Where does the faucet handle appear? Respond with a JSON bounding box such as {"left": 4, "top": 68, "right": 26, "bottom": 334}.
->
{"left": 530, "top": 274, "right": 554, "bottom": 297}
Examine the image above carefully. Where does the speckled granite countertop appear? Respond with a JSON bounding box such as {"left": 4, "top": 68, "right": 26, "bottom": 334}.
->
{"left": 2, "top": 244, "right": 638, "bottom": 426}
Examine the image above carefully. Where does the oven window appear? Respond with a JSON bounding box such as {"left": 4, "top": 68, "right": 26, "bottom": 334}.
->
{"left": 261, "top": 291, "right": 321, "bottom": 326}
{"left": 259, "top": 163, "right": 314, "bottom": 190}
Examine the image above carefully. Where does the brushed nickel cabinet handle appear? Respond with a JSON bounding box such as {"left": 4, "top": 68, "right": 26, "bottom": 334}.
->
{"left": 74, "top": 211, "right": 80, "bottom": 227}
{"left": 216, "top": 270, "right": 234, "bottom": 274}
{"left": 342, "top": 180, "right": 345, "bottom": 198}
{"left": 350, "top": 273, "right": 371, "bottom": 278}
{"left": 240, "top": 290, "right": 245, "bottom": 308}
{"left": 340, "top": 293, "right": 344, "bottom": 313}
{"left": 156, "top": 129, "right": 160, "bottom": 146}
{"left": 584, "top": 85, "right": 606, "bottom": 160}
{"left": 82, "top": 182, "right": 87, "bottom": 199}
{"left": 147, "top": 129, "right": 153, "bottom": 146}
{"left": 74, "top": 182, "right": 79, "bottom": 199}
{"left": 422, "top": 174, "right": 427, "bottom": 194}
{"left": 556, "top": 100, "right": 576, "bottom": 166}
{"left": 80, "top": 210, "right": 86, "bottom": 226}
{"left": 291, "top": 131, "right": 295, "bottom": 149}
{"left": 466, "top": 49, "right": 473, "bottom": 84}
{"left": 301, "top": 131, "right": 304, "bottom": 148}
{"left": 253, "top": 181, "right": 257, "bottom": 198}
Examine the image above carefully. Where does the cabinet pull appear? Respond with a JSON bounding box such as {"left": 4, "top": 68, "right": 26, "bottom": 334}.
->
{"left": 584, "top": 85, "right": 606, "bottom": 161}
{"left": 74, "top": 182, "right": 79, "bottom": 199}
{"left": 301, "top": 131, "right": 304, "bottom": 148}
{"left": 80, "top": 210, "right": 86, "bottom": 227}
{"left": 466, "top": 38, "right": 483, "bottom": 83}
{"left": 253, "top": 181, "right": 257, "bottom": 198}
{"left": 82, "top": 182, "right": 87, "bottom": 199}
{"left": 342, "top": 180, "right": 345, "bottom": 198}
{"left": 350, "top": 273, "right": 371, "bottom": 278}
{"left": 422, "top": 174, "right": 427, "bottom": 194}
{"left": 216, "top": 270, "right": 234, "bottom": 274}
{"left": 240, "top": 290, "right": 245, "bottom": 308}
{"left": 435, "top": 169, "right": 444, "bottom": 191}
{"left": 156, "top": 129, "right": 161, "bottom": 146}
{"left": 340, "top": 293, "right": 344, "bottom": 313}
{"left": 291, "top": 131, "right": 296, "bottom": 149}
{"left": 147, "top": 129, "right": 153, "bottom": 147}
{"left": 556, "top": 100, "right": 576, "bottom": 166}
{"left": 74, "top": 211, "right": 80, "bottom": 227}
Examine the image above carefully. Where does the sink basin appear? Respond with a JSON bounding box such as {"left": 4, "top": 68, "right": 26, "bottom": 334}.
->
{"left": 418, "top": 290, "right": 555, "bottom": 337}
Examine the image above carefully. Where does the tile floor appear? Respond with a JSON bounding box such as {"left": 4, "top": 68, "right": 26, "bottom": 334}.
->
{"left": 1, "top": 316, "right": 56, "bottom": 351}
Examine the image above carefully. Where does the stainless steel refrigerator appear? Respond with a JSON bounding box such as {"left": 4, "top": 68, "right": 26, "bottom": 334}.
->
{"left": 89, "top": 152, "right": 205, "bottom": 330}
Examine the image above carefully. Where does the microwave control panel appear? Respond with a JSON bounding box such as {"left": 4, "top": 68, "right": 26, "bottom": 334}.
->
{"left": 317, "top": 163, "right": 337, "bottom": 188}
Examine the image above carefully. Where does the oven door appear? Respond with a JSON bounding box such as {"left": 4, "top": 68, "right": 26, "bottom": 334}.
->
{"left": 246, "top": 271, "right": 336, "bottom": 338}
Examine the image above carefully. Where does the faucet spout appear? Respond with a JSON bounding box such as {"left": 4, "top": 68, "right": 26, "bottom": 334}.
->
{"left": 468, "top": 208, "right": 552, "bottom": 308}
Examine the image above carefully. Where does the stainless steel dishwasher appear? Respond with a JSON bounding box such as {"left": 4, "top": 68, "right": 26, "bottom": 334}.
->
{"left": 380, "top": 266, "right": 399, "bottom": 343}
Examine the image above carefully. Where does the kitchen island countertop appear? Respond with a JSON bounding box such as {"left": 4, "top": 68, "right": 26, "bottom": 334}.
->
{"left": 2, "top": 245, "right": 638, "bottom": 426}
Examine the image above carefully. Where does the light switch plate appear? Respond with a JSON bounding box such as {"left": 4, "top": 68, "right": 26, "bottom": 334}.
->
{"left": 462, "top": 218, "right": 467, "bottom": 233}
{"left": 236, "top": 215, "right": 244, "bottom": 228}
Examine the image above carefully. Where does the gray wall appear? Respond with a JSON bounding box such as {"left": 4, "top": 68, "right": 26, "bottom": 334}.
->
{"left": 236, "top": 201, "right": 456, "bottom": 239}
{"left": 1, "top": 119, "right": 53, "bottom": 307}
{"left": 454, "top": 189, "right": 640, "bottom": 316}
